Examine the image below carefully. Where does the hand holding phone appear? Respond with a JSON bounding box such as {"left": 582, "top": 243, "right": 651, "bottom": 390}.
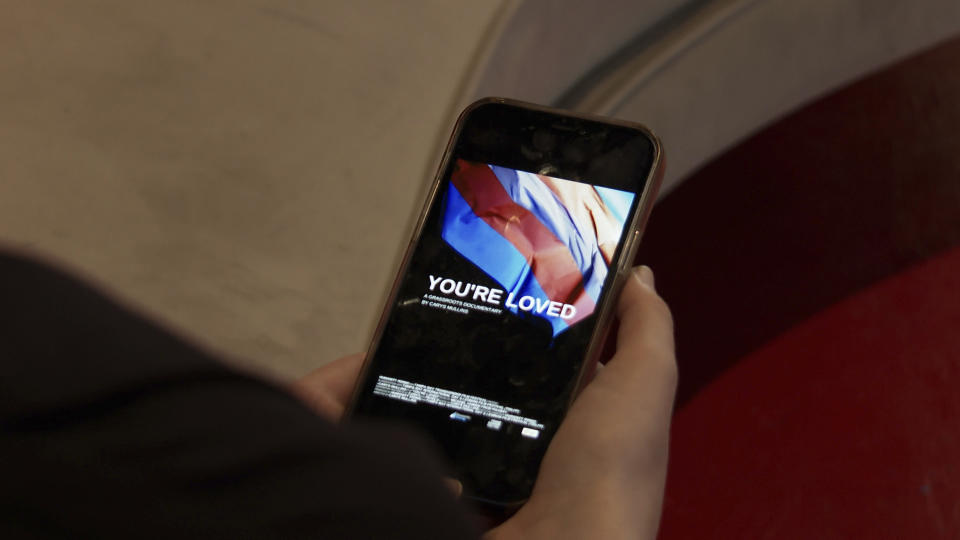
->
{"left": 293, "top": 266, "right": 677, "bottom": 538}
{"left": 487, "top": 266, "right": 676, "bottom": 539}
{"left": 345, "top": 98, "right": 666, "bottom": 510}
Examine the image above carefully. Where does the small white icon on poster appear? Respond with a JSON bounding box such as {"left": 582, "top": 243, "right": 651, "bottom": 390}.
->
{"left": 486, "top": 419, "right": 503, "bottom": 430}
{"left": 520, "top": 427, "right": 540, "bottom": 439}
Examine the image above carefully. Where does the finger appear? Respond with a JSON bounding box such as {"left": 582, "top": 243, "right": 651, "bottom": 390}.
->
{"left": 290, "top": 353, "right": 365, "bottom": 420}
{"left": 616, "top": 266, "right": 673, "bottom": 358}
{"left": 594, "top": 265, "right": 677, "bottom": 414}
{"left": 444, "top": 477, "right": 463, "bottom": 498}
{"left": 584, "top": 358, "right": 604, "bottom": 385}
{"left": 308, "top": 352, "right": 365, "bottom": 403}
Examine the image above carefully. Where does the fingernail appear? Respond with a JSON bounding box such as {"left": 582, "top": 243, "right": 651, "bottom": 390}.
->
{"left": 445, "top": 478, "right": 463, "bottom": 498}
{"left": 633, "top": 265, "right": 656, "bottom": 291}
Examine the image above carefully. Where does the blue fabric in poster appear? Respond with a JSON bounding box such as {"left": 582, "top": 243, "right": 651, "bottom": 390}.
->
{"left": 441, "top": 183, "right": 570, "bottom": 336}
{"left": 488, "top": 165, "right": 607, "bottom": 303}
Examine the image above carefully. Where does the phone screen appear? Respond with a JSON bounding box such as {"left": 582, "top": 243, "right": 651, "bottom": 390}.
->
{"left": 351, "top": 101, "right": 656, "bottom": 505}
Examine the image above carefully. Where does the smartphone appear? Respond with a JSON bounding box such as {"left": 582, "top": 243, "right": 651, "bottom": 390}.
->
{"left": 347, "top": 98, "right": 663, "bottom": 510}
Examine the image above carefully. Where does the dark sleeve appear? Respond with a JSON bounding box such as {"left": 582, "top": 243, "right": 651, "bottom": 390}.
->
{"left": 0, "top": 250, "right": 479, "bottom": 539}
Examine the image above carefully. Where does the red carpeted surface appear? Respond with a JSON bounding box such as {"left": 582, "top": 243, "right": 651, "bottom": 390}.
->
{"left": 637, "top": 36, "right": 960, "bottom": 409}
{"left": 660, "top": 246, "right": 960, "bottom": 538}
{"left": 633, "top": 35, "right": 960, "bottom": 537}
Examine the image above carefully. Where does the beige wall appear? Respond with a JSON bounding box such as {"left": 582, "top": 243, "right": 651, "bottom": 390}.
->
{"left": 1, "top": 1, "right": 507, "bottom": 378}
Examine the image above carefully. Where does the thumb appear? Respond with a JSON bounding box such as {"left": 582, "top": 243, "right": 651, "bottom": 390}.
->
{"left": 591, "top": 265, "right": 677, "bottom": 425}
